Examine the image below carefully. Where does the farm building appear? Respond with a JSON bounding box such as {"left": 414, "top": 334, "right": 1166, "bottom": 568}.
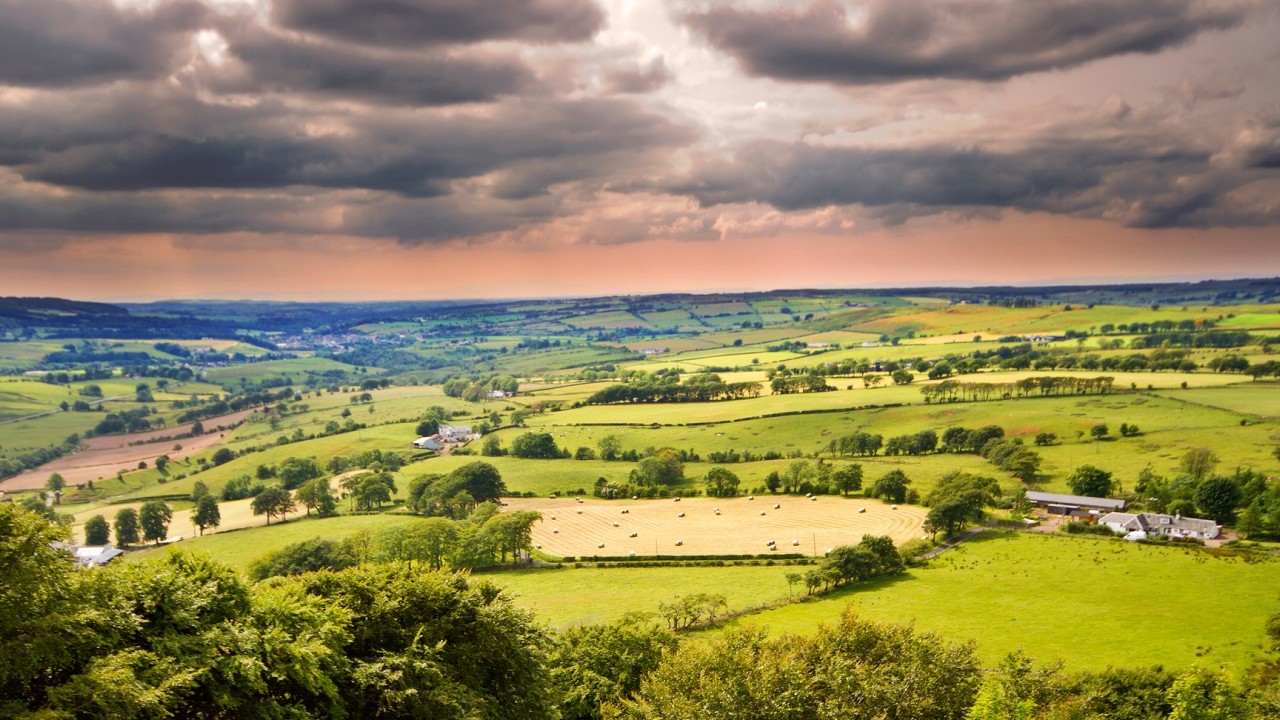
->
{"left": 1098, "top": 512, "right": 1221, "bottom": 540}
{"left": 412, "top": 436, "right": 443, "bottom": 451}
{"left": 52, "top": 542, "right": 124, "bottom": 567}
{"left": 487, "top": 389, "right": 509, "bottom": 399}
{"left": 437, "top": 424, "right": 475, "bottom": 443}
{"left": 1026, "top": 491, "right": 1126, "bottom": 517}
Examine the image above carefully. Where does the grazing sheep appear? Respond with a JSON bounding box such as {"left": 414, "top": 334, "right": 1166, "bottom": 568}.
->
{"left": 598, "top": 543, "right": 605, "bottom": 548}
{"left": 858, "top": 508, "right": 866, "bottom": 513}
{"left": 675, "top": 540, "right": 683, "bottom": 546}
{"left": 612, "top": 521, "right": 620, "bottom": 527}
{"left": 760, "top": 511, "right": 766, "bottom": 516}
{"left": 773, "top": 503, "right": 781, "bottom": 509}
{"left": 576, "top": 498, "right": 583, "bottom": 503}
{"left": 678, "top": 512, "right": 685, "bottom": 518}
{"left": 630, "top": 532, "right": 638, "bottom": 538}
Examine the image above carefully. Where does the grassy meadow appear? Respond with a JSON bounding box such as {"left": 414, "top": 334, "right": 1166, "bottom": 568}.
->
{"left": 715, "top": 531, "right": 1280, "bottom": 675}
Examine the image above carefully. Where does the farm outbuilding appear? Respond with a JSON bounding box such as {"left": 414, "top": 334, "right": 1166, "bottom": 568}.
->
{"left": 1025, "top": 491, "right": 1126, "bottom": 518}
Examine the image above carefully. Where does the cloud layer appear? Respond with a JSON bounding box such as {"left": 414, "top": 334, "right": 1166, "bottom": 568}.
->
{"left": 0, "top": 0, "right": 1276, "bottom": 266}
{"left": 682, "top": 0, "right": 1253, "bottom": 84}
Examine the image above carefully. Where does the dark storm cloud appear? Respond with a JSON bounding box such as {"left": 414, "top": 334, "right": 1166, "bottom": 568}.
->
{"left": 681, "top": 0, "right": 1252, "bottom": 84}
{"left": 0, "top": 0, "right": 207, "bottom": 87}
{"left": 271, "top": 0, "right": 605, "bottom": 48}
{"left": 205, "top": 23, "right": 540, "bottom": 106}
{"left": 665, "top": 138, "right": 1278, "bottom": 228}
{"left": 8, "top": 94, "right": 690, "bottom": 196}
{"left": 0, "top": 185, "right": 546, "bottom": 242}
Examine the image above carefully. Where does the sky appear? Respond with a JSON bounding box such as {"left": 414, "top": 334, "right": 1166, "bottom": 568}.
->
{"left": 0, "top": 0, "right": 1277, "bottom": 301}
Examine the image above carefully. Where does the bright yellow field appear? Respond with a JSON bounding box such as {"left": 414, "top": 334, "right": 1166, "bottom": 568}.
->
{"left": 505, "top": 496, "right": 926, "bottom": 558}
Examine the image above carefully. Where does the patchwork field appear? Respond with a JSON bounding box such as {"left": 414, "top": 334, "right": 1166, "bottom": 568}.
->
{"left": 504, "top": 496, "right": 927, "bottom": 558}
{"left": 0, "top": 407, "right": 260, "bottom": 491}
{"left": 717, "top": 531, "right": 1280, "bottom": 674}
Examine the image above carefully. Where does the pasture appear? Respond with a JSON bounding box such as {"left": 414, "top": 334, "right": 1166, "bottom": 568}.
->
{"left": 202, "top": 357, "right": 368, "bottom": 388}
{"left": 505, "top": 496, "right": 927, "bottom": 558}
{"left": 128, "top": 513, "right": 428, "bottom": 572}
{"left": 487, "top": 564, "right": 801, "bottom": 628}
{"left": 716, "top": 531, "right": 1280, "bottom": 675}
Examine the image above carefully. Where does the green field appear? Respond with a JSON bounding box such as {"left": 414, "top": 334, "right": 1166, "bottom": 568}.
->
{"left": 203, "top": 357, "right": 368, "bottom": 387}
{"left": 1153, "top": 383, "right": 1280, "bottom": 418}
{"left": 486, "top": 564, "right": 800, "bottom": 628}
{"left": 717, "top": 531, "right": 1280, "bottom": 674}
{"left": 129, "top": 513, "right": 427, "bottom": 572}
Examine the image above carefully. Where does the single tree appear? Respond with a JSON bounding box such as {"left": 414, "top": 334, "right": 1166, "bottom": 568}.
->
{"left": 481, "top": 435, "right": 503, "bottom": 457}
{"left": 1089, "top": 423, "right": 1109, "bottom": 440}
{"left": 138, "top": 500, "right": 173, "bottom": 544}
{"left": 703, "top": 467, "right": 741, "bottom": 498}
{"left": 1194, "top": 476, "right": 1242, "bottom": 523}
{"left": 114, "top": 507, "right": 140, "bottom": 546}
{"left": 868, "top": 470, "right": 911, "bottom": 504}
{"left": 1180, "top": 448, "right": 1220, "bottom": 481}
{"left": 296, "top": 477, "right": 337, "bottom": 516}
{"left": 355, "top": 474, "right": 395, "bottom": 510}
{"left": 192, "top": 495, "right": 222, "bottom": 536}
{"left": 84, "top": 515, "right": 110, "bottom": 545}
{"left": 598, "top": 435, "right": 622, "bottom": 461}
{"left": 1066, "top": 465, "right": 1114, "bottom": 498}
{"left": 833, "top": 464, "right": 863, "bottom": 496}
{"left": 44, "top": 473, "right": 65, "bottom": 504}
{"left": 251, "top": 486, "right": 296, "bottom": 525}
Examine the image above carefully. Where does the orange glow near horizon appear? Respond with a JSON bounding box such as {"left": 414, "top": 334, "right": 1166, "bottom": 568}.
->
{"left": 3, "top": 213, "right": 1277, "bottom": 302}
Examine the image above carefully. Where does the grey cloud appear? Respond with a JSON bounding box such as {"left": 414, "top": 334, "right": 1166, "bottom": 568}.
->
{"left": 205, "top": 23, "right": 540, "bottom": 106}
{"left": 666, "top": 138, "right": 1277, "bottom": 228}
{"left": 6, "top": 92, "right": 690, "bottom": 197}
{"left": 0, "top": 183, "right": 556, "bottom": 243}
{"left": 604, "top": 57, "right": 672, "bottom": 94}
{"left": 682, "top": 0, "right": 1252, "bottom": 85}
{"left": 0, "top": 0, "right": 207, "bottom": 87}
{"left": 271, "top": 0, "right": 605, "bottom": 48}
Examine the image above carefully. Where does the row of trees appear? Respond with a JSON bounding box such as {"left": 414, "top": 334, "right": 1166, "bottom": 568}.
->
{"left": 586, "top": 374, "right": 763, "bottom": 404}
{"left": 248, "top": 502, "right": 541, "bottom": 580}
{"left": 793, "top": 534, "right": 906, "bottom": 595}
{"left": 920, "top": 376, "right": 1115, "bottom": 403}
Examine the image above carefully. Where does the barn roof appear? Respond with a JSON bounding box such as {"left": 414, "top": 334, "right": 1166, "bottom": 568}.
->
{"left": 1026, "top": 491, "right": 1126, "bottom": 510}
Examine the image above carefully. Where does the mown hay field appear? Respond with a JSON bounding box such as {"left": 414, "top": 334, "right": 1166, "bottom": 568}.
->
{"left": 504, "top": 496, "right": 926, "bottom": 558}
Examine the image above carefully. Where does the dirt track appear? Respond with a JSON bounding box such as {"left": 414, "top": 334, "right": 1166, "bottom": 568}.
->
{"left": 503, "top": 495, "right": 927, "bottom": 558}
{"left": 1, "top": 408, "right": 258, "bottom": 491}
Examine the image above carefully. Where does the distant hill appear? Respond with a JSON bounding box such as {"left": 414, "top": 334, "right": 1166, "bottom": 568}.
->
{"left": 0, "top": 297, "right": 129, "bottom": 320}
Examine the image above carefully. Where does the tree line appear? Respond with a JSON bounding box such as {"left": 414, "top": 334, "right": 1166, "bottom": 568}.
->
{"left": 585, "top": 373, "right": 763, "bottom": 404}
{"left": 6, "top": 503, "right": 1280, "bottom": 719}
{"left": 920, "top": 375, "right": 1115, "bottom": 403}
